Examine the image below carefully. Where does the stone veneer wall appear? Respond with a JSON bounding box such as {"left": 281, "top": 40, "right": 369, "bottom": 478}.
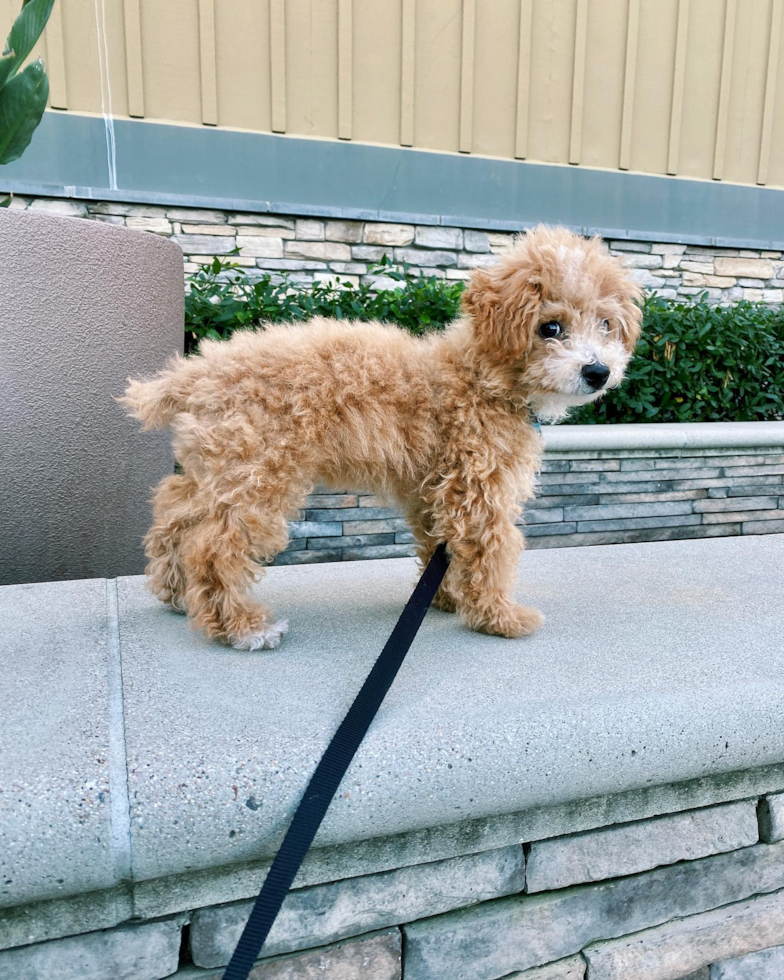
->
{"left": 5, "top": 783, "right": 784, "bottom": 978}
{"left": 274, "top": 444, "right": 784, "bottom": 565}
{"left": 7, "top": 194, "right": 784, "bottom": 303}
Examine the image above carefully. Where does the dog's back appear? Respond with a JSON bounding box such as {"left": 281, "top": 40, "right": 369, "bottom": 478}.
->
{"left": 122, "top": 317, "right": 448, "bottom": 488}
{"left": 124, "top": 317, "right": 436, "bottom": 423}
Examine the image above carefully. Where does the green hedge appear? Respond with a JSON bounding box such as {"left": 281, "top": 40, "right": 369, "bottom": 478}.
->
{"left": 185, "top": 257, "right": 784, "bottom": 424}
{"left": 185, "top": 254, "right": 464, "bottom": 349}
{"left": 570, "top": 294, "right": 784, "bottom": 424}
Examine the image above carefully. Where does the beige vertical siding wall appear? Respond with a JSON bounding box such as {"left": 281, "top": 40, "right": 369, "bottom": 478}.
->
{"left": 7, "top": 0, "right": 784, "bottom": 188}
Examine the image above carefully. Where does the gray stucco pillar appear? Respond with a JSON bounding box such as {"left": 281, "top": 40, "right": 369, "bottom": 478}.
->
{"left": 0, "top": 209, "right": 183, "bottom": 584}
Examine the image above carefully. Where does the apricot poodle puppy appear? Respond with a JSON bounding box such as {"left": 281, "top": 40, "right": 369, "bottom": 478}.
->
{"left": 122, "top": 226, "right": 641, "bottom": 651}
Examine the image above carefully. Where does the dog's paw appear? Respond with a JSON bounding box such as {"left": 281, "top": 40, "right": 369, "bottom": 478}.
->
{"left": 476, "top": 604, "right": 544, "bottom": 639}
{"left": 511, "top": 605, "right": 545, "bottom": 636}
{"left": 231, "top": 619, "right": 289, "bottom": 651}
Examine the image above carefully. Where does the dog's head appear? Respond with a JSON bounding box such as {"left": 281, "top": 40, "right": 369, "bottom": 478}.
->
{"left": 461, "top": 226, "right": 642, "bottom": 420}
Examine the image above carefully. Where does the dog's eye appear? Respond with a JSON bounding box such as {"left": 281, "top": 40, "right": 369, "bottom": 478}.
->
{"left": 601, "top": 319, "right": 610, "bottom": 333}
{"left": 539, "top": 321, "right": 562, "bottom": 339}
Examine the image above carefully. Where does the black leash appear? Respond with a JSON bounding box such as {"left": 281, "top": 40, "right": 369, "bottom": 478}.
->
{"left": 222, "top": 542, "right": 450, "bottom": 980}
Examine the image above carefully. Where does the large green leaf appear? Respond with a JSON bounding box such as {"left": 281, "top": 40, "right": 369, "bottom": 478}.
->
{"left": 0, "top": 58, "right": 49, "bottom": 164}
{"left": 0, "top": 0, "right": 55, "bottom": 89}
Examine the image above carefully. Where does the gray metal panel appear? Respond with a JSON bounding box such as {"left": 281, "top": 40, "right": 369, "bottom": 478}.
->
{"left": 4, "top": 111, "right": 784, "bottom": 247}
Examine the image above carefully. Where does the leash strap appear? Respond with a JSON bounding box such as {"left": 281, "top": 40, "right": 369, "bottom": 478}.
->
{"left": 222, "top": 542, "right": 450, "bottom": 980}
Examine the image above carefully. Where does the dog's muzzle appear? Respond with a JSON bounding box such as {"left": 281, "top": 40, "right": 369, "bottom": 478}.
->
{"left": 581, "top": 361, "right": 611, "bottom": 391}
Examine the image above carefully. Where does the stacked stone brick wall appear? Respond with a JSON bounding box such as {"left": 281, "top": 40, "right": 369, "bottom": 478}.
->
{"left": 521, "top": 443, "right": 784, "bottom": 550}
{"left": 279, "top": 492, "right": 417, "bottom": 564}
{"left": 274, "top": 444, "right": 784, "bottom": 564}
{"left": 8, "top": 195, "right": 784, "bottom": 302}
{"left": 5, "top": 784, "right": 784, "bottom": 978}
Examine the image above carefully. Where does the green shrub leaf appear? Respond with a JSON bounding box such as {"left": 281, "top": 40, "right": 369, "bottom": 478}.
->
{"left": 0, "top": 58, "right": 48, "bottom": 164}
{"left": 0, "top": 0, "right": 54, "bottom": 89}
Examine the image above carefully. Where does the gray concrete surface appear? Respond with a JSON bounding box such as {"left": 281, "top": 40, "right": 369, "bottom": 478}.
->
{"left": 0, "top": 209, "right": 183, "bottom": 585}
{"left": 10, "top": 111, "right": 784, "bottom": 252}
{"left": 0, "top": 579, "right": 117, "bottom": 906}
{"left": 542, "top": 421, "right": 784, "bottom": 452}
{"left": 1, "top": 534, "right": 784, "bottom": 909}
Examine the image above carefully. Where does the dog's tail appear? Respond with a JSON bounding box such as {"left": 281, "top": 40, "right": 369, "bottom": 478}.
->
{"left": 120, "top": 357, "right": 192, "bottom": 430}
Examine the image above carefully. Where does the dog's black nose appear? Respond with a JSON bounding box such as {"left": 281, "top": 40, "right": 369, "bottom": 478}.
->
{"left": 581, "top": 362, "right": 610, "bottom": 390}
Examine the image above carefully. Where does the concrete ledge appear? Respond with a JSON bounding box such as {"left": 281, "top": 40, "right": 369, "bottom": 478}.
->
{"left": 542, "top": 421, "right": 784, "bottom": 452}
{"left": 2, "top": 533, "right": 784, "bottom": 923}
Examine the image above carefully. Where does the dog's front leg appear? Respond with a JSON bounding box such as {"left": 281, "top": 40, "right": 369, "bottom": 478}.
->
{"left": 433, "top": 495, "right": 544, "bottom": 639}
{"left": 403, "top": 500, "right": 460, "bottom": 613}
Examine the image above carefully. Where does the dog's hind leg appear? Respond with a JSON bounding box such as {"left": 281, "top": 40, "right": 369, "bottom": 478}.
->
{"left": 145, "top": 472, "right": 201, "bottom": 613}
{"left": 178, "top": 479, "right": 294, "bottom": 650}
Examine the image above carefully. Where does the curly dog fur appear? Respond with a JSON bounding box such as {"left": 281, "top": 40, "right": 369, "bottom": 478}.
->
{"left": 122, "top": 226, "right": 641, "bottom": 650}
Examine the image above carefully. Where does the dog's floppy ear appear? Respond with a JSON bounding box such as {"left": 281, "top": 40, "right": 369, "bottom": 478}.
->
{"left": 462, "top": 265, "right": 541, "bottom": 360}
{"left": 596, "top": 258, "right": 643, "bottom": 354}
{"left": 616, "top": 287, "right": 644, "bottom": 353}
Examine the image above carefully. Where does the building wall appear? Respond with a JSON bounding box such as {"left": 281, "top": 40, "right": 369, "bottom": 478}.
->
{"left": 7, "top": 3, "right": 784, "bottom": 262}
{"left": 11, "top": 0, "right": 784, "bottom": 189}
